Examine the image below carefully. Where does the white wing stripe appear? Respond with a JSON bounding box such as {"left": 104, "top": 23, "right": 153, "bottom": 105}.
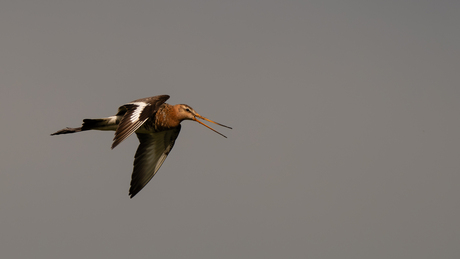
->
{"left": 129, "top": 102, "right": 150, "bottom": 123}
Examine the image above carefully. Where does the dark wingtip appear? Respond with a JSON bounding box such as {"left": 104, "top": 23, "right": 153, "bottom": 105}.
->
{"left": 129, "top": 190, "right": 138, "bottom": 199}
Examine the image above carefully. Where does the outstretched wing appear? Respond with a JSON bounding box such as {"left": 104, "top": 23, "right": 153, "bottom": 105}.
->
{"left": 112, "top": 95, "right": 169, "bottom": 149}
{"left": 129, "top": 127, "right": 181, "bottom": 198}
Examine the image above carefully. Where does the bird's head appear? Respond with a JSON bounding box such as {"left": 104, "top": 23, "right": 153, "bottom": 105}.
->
{"left": 176, "top": 104, "right": 232, "bottom": 138}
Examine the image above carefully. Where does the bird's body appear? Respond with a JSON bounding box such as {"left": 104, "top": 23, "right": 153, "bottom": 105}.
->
{"left": 51, "top": 95, "right": 231, "bottom": 198}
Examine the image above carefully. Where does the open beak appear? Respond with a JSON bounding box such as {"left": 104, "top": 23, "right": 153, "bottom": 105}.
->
{"left": 193, "top": 114, "right": 232, "bottom": 138}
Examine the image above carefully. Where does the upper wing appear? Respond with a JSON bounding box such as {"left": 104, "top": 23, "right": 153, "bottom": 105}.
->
{"left": 129, "top": 126, "right": 181, "bottom": 198}
{"left": 111, "top": 95, "right": 169, "bottom": 149}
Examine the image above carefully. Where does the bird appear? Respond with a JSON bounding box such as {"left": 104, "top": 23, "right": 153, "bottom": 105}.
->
{"left": 51, "top": 95, "right": 231, "bottom": 198}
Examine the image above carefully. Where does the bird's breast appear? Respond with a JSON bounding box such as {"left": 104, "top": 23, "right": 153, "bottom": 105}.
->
{"left": 139, "top": 104, "right": 180, "bottom": 133}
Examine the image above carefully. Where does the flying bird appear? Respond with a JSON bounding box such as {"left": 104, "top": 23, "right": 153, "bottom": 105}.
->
{"left": 51, "top": 95, "right": 231, "bottom": 198}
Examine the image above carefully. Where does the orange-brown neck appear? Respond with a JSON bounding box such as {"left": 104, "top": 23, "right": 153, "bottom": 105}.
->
{"left": 154, "top": 103, "right": 181, "bottom": 131}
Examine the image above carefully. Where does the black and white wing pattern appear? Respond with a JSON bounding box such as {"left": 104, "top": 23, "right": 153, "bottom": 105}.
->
{"left": 129, "top": 127, "right": 181, "bottom": 198}
{"left": 111, "top": 95, "right": 169, "bottom": 149}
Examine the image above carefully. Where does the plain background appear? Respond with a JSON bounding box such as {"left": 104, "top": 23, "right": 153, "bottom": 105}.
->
{"left": 1, "top": 1, "right": 459, "bottom": 258}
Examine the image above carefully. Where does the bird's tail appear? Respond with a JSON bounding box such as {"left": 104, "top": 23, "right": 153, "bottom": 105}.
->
{"left": 50, "top": 127, "right": 83, "bottom": 135}
{"left": 51, "top": 117, "right": 119, "bottom": 136}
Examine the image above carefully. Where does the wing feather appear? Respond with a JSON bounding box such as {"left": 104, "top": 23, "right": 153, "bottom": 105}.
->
{"left": 129, "top": 126, "right": 181, "bottom": 198}
{"left": 111, "top": 95, "right": 169, "bottom": 149}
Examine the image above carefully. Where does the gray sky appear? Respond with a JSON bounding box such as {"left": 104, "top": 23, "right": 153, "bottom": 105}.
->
{"left": 1, "top": 1, "right": 459, "bottom": 258}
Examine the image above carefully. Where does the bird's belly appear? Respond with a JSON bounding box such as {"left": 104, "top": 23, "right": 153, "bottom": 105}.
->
{"left": 135, "top": 126, "right": 154, "bottom": 134}
{"left": 97, "top": 125, "right": 119, "bottom": 131}
{"left": 135, "top": 123, "right": 172, "bottom": 134}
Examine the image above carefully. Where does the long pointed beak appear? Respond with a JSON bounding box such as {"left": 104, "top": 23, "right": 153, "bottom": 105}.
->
{"left": 193, "top": 114, "right": 232, "bottom": 138}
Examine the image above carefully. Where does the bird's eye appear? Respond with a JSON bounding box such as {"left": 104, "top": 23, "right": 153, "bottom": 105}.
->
{"left": 185, "top": 108, "right": 191, "bottom": 112}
